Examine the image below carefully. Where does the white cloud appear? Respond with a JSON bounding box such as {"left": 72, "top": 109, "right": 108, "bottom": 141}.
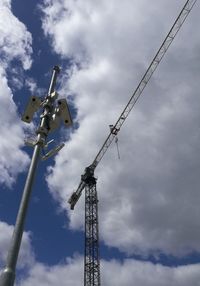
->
{"left": 0, "top": 0, "right": 32, "bottom": 70}
{"left": 18, "top": 256, "right": 83, "bottom": 286}
{"left": 0, "top": 220, "right": 198, "bottom": 286}
{"left": 0, "top": 221, "right": 34, "bottom": 270}
{"left": 0, "top": 67, "right": 30, "bottom": 187}
{"left": 41, "top": 0, "right": 200, "bottom": 257}
{"left": 16, "top": 255, "right": 200, "bottom": 286}
{"left": 25, "top": 77, "right": 37, "bottom": 94}
{"left": 0, "top": 0, "right": 33, "bottom": 187}
{"left": 0, "top": 221, "right": 197, "bottom": 286}
{"left": 101, "top": 259, "right": 200, "bottom": 286}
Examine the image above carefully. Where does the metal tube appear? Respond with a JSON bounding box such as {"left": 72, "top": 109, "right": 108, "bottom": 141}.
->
{"left": 48, "top": 66, "right": 60, "bottom": 95}
{"left": 0, "top": 66, "right": 60, "bottom": 286}
{"left": 0, "top": 144, "right": 41, "bottom": 286}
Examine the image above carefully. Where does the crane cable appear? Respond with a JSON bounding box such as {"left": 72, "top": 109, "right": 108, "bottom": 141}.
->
{"left": 68, "top": 0, "right": 198, "bottom": 209}
{"left": 91, "top": 0, "right": 198, "bottom": 171}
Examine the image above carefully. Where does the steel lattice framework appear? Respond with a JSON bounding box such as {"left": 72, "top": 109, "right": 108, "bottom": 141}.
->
{"left": 84, "top": 178, "right": 100, "bottom": 286}
{"left": 68, "top": 0, "right": 198, "bottom": 210}
{"left": 68, "top": 1, "right": 198, "bottom": 285}
{"left": 91, "top": 0, "right": 197, "bottom": 170}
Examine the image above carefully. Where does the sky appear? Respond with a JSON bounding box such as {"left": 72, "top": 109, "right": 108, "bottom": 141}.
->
{"left": 0, "top": 0, "right": 200, "bottom": 285}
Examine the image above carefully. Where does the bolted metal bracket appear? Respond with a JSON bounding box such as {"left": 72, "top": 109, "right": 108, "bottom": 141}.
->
{"left": 41, "top": 142, "right": 65, "bottom": 161}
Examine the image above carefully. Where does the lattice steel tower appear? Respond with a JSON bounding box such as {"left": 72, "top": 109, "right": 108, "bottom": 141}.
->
{"left": 84, "top": 167, "right": 100, "bottom": 286}
{"left": 68, "top": 1, "right": 197, "bottom": 285}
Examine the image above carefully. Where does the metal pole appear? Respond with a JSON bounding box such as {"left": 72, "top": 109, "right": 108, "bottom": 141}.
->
{"left": 0, "top": 66, "right": 60, "bottom": 286}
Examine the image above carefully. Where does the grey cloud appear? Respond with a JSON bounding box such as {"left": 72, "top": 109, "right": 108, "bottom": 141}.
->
{"left": 42, "top": 0, "right": 200, "bottom": 257}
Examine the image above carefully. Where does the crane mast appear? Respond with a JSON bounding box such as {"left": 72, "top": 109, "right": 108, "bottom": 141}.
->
{"left": 68, "top": 0, "right": 197, "bottom": 210}
{"left": 67, "top": 1, "right": 198, "bottom": 285}
{"left": 84, "top": 170, "right": 100, "bottom": 286}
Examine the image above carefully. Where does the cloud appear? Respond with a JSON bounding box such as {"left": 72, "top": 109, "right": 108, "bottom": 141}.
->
{"left": 0, "top": 220, "right": 198, "bottom": 286}
{"left": 0, "top": 67, "right": 30, "bottom": 187}
{"left": 16, "top": 255, "right": 200, "bottom": 286}
{"left": 41, "top": 0, "right": 200, "bottom": 257}
{"left": 0, "top": 221, "right": 35, "bottom": 270}
{"left": 18, "top": 256, "right": 83, "bottom": 286}
{"left": 101, "top": 259, "right": 200, "bottom": 286}
{"left": 1, "top": 221, "right": 199, "bottom": 286}
{"left": 0, "top": 0, "right": 32, "bottom": 70}
{"left": 0, "top": 0, "right": 33, "bottom": 187}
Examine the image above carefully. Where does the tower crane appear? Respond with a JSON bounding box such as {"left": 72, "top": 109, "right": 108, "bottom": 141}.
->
{"left": 68, "top": 1, "right": 197, "bottom": 285}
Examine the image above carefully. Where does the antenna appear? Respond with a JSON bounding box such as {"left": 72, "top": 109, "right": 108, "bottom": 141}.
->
{"left": 0, "top": 66, "right": 73, "bottom": 286}
{"left": 41, "top": 143, "right": 65, "bottom": 160}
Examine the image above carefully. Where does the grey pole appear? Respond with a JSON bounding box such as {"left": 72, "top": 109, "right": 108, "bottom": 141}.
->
{"left": 0, "top": 66, "right": 60, "bottom": 286}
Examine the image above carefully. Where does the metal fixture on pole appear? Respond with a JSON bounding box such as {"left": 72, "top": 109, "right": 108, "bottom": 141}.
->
{"left": 0, "top": 66, "right": 72, "bottom": 286}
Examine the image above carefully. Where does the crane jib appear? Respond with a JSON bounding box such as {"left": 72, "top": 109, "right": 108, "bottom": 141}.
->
{"left": 68, "top": 0, "right": 198, "bottom": 209}
{"left": 92, "top": 0, "right": 198, "bottom": 170}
